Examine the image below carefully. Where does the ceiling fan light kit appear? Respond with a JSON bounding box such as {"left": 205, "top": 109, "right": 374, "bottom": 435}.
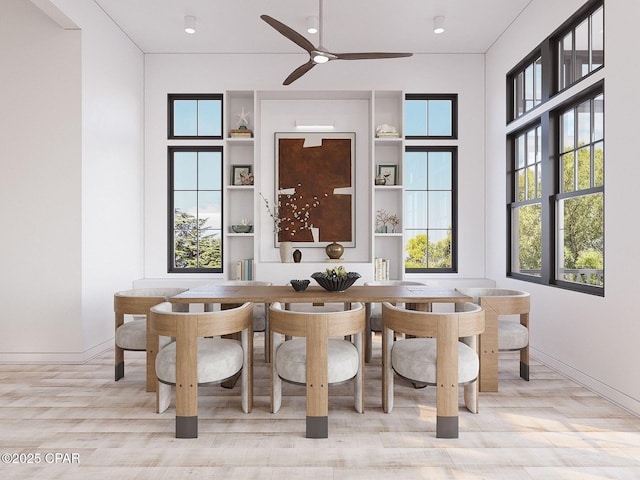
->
{"left": 261, "top": 0, "right": 413, "bottom": 85}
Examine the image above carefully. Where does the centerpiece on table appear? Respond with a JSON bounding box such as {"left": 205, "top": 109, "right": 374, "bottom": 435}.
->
{"left": 311, "top": 265, "right": 361, "bottom": 292}
{"left": 260, "top": 187, "right": 321, "bottom": 263}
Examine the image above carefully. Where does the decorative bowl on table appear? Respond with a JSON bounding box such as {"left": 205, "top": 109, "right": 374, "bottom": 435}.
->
{"left": 231, "top": 224, "right": 253, "bottom": 233}
{"left": 290, "top": 279, "right": 310, "bottom": 292}
{"left": 311, "top": 267, "right": 361, "bottom": 292}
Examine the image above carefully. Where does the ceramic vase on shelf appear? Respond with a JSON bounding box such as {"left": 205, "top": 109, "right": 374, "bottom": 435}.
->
{"left": 325, "top": 241, "right": 344, "bottom": 260}
{"left": 279, "top": 241, "right": 293, "bottom": 263}
{"left": 293, "top": 249, "right": 302, "bottom": 263}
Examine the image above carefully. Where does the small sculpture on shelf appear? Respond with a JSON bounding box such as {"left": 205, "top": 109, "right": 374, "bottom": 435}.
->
{"left": 375, "top": 123, "right": 399, "bottom": 138}
{"left": 239, "top": 171, "right": 254, "bottom": 185}
{"left": 230, "top": 107, "right": 253, "bottom": 138}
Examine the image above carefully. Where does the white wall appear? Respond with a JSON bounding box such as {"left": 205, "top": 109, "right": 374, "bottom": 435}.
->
{"left": 144, "top": 53, "right": 487, "bottom": 283}
{"left": 0, "top": 0, "right": 82, "bottom": 360}
{"left": 485, "top": 0, "right": 640, "bottom": 415}
{"left": 0, "top": 0, "right": 144, "bottom": 362}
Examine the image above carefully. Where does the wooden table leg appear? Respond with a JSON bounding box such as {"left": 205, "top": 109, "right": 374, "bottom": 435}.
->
{"left": 306, "top": 317, "right": 328, "bottom": 438}
{"left": 436, "top": 315, "right": 459, "bottom": 438}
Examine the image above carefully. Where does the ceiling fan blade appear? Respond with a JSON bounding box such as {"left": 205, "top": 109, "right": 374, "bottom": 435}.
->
{"left": 334, "top": 52, "right": 414, "bottom": 60}
{"left": 283, "top": 61, "right": 316, "bottom": 85}
{"left": 260, "top": 15, "right": 316, "bottom": 53}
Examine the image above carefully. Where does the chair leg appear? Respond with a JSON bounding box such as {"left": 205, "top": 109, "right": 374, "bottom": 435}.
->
{"left": 270, "top": 333, "right": 283, "bottom": 413}
{"left": 382, "top": 327, "right": 394, "bottom": 413}
{"left": 520, "top": 313, "right": 530, "bottom": 381}
{"left": 157, "top": 382, "right": 171, "bottom": 414}
{"left": 461, "top": 335, "right": 479, "bottom": 414}
{"left": 115, "top": 312, "right": 124, "bottom": 381}
{"left": 353, "top": 331, "right": 364, "bottom": 413}
{"left": 241, "top": 328, "right": 252, "bottom": 413}
{"left": 115, "top": 346, "right": 124, "bottom": 381}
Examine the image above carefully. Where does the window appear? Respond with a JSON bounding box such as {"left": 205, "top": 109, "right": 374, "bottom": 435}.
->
{"left": 404, "top": 94, "right": 457, "bottom": 138}
{"left": 168, "top": 94, "right": 223, "bottom": 139}
{"left": 556, "top": 93, "right": 604, "bottom": 287}
{"left": 168, "top": 147, "right": 223, "bottom": 273}
{"left": 511, "top": 54, "right": 542, "bottom": 120}
{"left": 509, "top": 125, "right": 542, "bottom": 277}
{"left": 507, "top": 0, "right": 604, "bottom": 295}
{"left": 404, "top": 147, "right": 457, "bottom": 273}
{"left": 558, "top": 4, "right": 603, "bottom": 91}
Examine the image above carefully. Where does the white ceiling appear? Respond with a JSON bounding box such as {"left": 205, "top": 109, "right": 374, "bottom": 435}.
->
{"left": 93, "top": 0, "right": 533, "bottom": 55}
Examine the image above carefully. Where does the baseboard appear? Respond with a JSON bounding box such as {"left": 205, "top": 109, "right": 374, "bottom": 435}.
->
{"left": 0, "top": 338, "right": 113, "bottom": 364}
{"left": 531, "top": 347, "right": 640, "bottom": 417}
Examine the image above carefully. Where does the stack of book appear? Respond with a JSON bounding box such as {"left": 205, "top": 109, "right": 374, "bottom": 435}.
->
{"left": 230, "top": 128, "right": 253, "bottom": 138}
{"left": 374, "top": 257, "right": 390, "bottom": 281}
{"left": 235, "top": 258, "right": 254, "bottom": 280}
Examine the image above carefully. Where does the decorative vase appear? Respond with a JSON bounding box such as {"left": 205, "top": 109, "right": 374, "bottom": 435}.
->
{"left": 325, "top": 241, "right": 344, "bottom": 260}
{"left": 293, "top": 249, "right": 302, "bottom": 263}
{"left": 375, "top": 175, "right": 386, "bottom": 186}
{"left": 279, "top": 241, "right": 293, "bottom": 263}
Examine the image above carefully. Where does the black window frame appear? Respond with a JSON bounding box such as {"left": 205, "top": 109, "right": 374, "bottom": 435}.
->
{"left": 167, "top": 145, "right": 224, "bottom": 274}
{"left": 506, "top": 0, "right": 605, "bottom": 296}
{"left": 404, "top": 93, "right": 458, "bottom": 140}
{"left": 168, "top": 93, "right": 223, "bottom": 140}
{"left": 403, "top": 145, "right": 458, "bottom": 274}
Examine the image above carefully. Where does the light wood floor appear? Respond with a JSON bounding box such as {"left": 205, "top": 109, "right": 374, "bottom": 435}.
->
{"left": 1, "top": 334, "right": 639, "bottom": 480}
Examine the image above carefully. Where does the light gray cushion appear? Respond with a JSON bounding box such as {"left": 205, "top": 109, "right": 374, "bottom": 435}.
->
{"left": 115, "top": 319, "right": 146, "bottom": 350}
{"left": 391, "top": 338, "right": 479, "bottom": 385}
{"left": 498, "top": 320, "right": 529, "bottom": 350}
{"left": 275, "top": 338, "right": 359, "bottom": 384}
{"left": 155, "top": 338, "right": 243, "bottom": 385}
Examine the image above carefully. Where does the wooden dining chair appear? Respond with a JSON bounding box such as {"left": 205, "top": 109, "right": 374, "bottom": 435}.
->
{"left": 382, "top": 301, "right": 485, "bottom": 438}
{"left": 149, "top": 301, "right": 253, "bottom": 438}
{"left": 113, "top": 287, "right": 188, "bottom": 391}
{"left": 269, "top": 301, "right": 365, "bottom": 438}
{"left": 455, "top": 288, "right": 530, "bottom": 391}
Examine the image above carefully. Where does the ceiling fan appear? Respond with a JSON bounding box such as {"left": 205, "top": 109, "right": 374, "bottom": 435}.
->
{"left": 260, "top": 0, "right": 413, "bottom": 85}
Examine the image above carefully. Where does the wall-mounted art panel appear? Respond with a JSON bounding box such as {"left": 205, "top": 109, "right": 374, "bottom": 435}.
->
{"left": 274, "top": 132, "right": 355, "bottom": 247}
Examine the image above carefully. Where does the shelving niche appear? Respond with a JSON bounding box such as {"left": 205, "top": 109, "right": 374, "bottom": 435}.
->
{"left": 223, "top": 89, "right": 406, "bottom": 283}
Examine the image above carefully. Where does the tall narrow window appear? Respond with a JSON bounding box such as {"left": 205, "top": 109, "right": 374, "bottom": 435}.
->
{"left": 168, "top": 94, "right": 223, "bottom": 139}
{"left": 556, "top": 93, "right": 604, "bottom": 288}
{"left": 404, "top": 147, "right": 457, "bottom": 272}
{"left": 509, "top": 125, "right": 542, "bottom": 277}
{"left": 168, "top": 147, "right": 223, "bottom": 273}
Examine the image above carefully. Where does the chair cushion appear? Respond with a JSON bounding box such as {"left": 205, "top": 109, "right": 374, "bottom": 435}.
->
{"left": 391, "top": 338, "right": 479, "bottom": 385}
{"left": 115, "top": 319, "right": 146, "bottom": 350}
{"left": 275, "top": 338, "right": 359, "bottom": 384}
{"left": 498, "top": 320, "right": 529, "bottom": 350}
{"left": 155, "top": 338, "right": 243, "bottom": 385}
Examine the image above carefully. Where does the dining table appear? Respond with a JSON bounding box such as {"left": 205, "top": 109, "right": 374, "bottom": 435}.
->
{"left": 169, "top": 283, "right": 474, "bottom": 438}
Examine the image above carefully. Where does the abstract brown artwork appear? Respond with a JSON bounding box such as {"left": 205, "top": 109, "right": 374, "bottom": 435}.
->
{"left": 275, "top": 133, "right": 355, "bottom": 246}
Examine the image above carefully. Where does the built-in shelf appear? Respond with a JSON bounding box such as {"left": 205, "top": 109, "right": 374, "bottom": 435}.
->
{"left": 227, "top": 233, "right": 255, "bottom": 237}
